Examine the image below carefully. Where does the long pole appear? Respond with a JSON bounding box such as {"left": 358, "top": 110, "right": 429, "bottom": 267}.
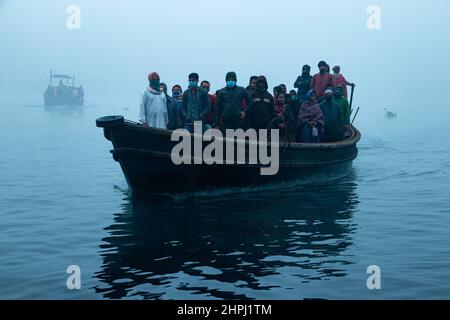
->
{"left": 349, "top": 84, "right": 355, "bottom": 111}
{"left": 351, "top": 107, "right": 360, "bottom": 125}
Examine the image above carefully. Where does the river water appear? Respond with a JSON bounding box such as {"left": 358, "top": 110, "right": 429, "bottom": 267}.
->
{"left": 0, "top": 92, "right": 449, "bottom": 300}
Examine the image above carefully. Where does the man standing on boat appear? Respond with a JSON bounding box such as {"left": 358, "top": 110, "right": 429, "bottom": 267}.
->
{"left": 294, "top": 64, "right": 313, "bottom": 104}
{"left": 167, "top": 85, "right": 184, "bottom": 130}
{"left": 333, "top": 86, "right": 352, "bottom": 136}
{"left": 243, "top": 76, "right": 276, "bottom": 130}
{"left": 319, "top": 88, "right": 341, "bottom": 141}
{"left": 332, "top": 65, "right": 354, "bottom": 100}
{"left": 311, "top": 61, "right": 335, "bottom": 100}
{"left": 215, "top": 71, "right": 251, "bottom": 131}
{"left": 200, "top": 80, "right": 217, "bottom": 130}
{"left": 245, "top": 76, "right": 258, "bottom": 97}
{"left": 139, "top": 72, "right": 168, "bottom": 129}
{"left": 182, "top": 73, "right": 211, "bottom": 133}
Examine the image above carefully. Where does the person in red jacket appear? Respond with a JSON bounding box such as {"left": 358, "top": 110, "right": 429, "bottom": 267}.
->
{"left": 332, "top": 65, "right": 355, "bottom": 99}
{"left": 311, "top": 61, "right": 335, "bottom": 99}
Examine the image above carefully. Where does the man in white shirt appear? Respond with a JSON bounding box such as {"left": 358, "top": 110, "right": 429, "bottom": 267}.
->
{"left": 139, "top": 72, "right": 168, "bottom": 129}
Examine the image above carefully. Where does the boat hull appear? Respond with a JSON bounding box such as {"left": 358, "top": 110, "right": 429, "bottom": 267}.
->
{"left": 44, "top": 94, "right": 84, "bottom": 106}
{"left": 97, "top": 116, "right": 361, "bottom": 196}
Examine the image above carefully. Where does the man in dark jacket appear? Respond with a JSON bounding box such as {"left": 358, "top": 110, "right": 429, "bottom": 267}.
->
{"left": 182, "top": 73, "right": 210, "bottom": 132}
{"left": 167, "top": 85, "right": 184, "bottom": 130}
{"left": 294, "top": 64, "right": 313, "bottom": 104}
{"left": 245, "top": 76, "right": 258, "bottom": 97}
{"left": 319, "top": 88, "right": 341, "bottom": 141}
{"left": 243, "top": 76, "right": 276, "bottom": 130}
{"left": 160, "top": 82, "right": 173, "bottom": 105}
{"left": 201, "top": 80, "right": 217, "bottom": 129}
{"left": 215, "top": 71, "right": 251, "bottom": 131}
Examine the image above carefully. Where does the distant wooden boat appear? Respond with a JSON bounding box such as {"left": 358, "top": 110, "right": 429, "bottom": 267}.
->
{"left": 96, "top": 116, "right": 361, "bottom": 196}
{"left": 44, "top": 70, "right": 84, "bottom": 106}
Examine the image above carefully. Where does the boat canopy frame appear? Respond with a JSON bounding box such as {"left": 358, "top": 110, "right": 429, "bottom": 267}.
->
{"left": 48, "top": 70, "right": 76, "bottom": 87}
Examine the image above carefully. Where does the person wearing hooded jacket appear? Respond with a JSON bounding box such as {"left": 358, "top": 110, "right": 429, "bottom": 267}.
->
{"left": 243, "top": 76, "right": 276, "bottom": 130}
{"left": 334, "top": 85, "right": 352, "bottom": 132}
{"left": 215, "top": 71, "right": 252, "bottom": 131}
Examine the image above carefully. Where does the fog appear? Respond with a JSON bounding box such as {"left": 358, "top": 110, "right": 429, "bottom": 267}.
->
{"left": 1, "top": 0, "right": 449, "bottom": 124}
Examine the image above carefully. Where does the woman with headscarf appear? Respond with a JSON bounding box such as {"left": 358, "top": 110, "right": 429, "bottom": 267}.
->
{"left": 139, "top": 72, "right": 168, "bottom": 129}
{"left": 273, "top": 88, "right": 296, "bottom": 141}
{"left": 297, "top": 89, "right": 325, "bottom": 143}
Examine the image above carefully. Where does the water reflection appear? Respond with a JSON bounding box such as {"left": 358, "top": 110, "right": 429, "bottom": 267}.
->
{"left": 43, "top": 104, "right": 84, "bottom": 117}
{"left": 94, "top": 175, "right": 359, "bottom": 299}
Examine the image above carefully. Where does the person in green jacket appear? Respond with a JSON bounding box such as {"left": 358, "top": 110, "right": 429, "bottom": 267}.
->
{"left": 334, "top": 86, "right": 352, "bottom": 137}
{"left": 319, "top": 88, "right": 341, "bottom": 141}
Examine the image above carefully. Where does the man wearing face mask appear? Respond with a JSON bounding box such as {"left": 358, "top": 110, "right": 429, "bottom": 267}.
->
{"left": 243, "top": 75, "right": 276, "bottom": 131}
{"left": 215, "top": 71, "right": 251, "bottom": 131}
{"left": 294, "top": 64, "right": 313, "bottom": 104}
{"left": 167, "top": 85, "right": 184, "bottom": 130}
{"left": 182, "top": 73, "right": 211, "bottom": 133}
{"left": 139, "top": 72, "right": 168, "bottom": 129}
{"left": 310, "top": 61, "right": 335, "bottom": 100}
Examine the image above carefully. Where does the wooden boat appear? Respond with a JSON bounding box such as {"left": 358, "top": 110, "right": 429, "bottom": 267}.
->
{"left": 44, "top": 71, "right": 84, "bottom": 106}
{"left": 96, "top": 116, "right": 361, "bottom": 196}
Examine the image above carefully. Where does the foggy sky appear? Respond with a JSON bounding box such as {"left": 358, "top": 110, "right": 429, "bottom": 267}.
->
{"left": 0, "top": 0, "right": 449, "bottom": 115}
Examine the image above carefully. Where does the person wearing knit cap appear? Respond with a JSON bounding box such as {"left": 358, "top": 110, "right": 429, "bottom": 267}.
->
{"left": 139, "top": 72, "right": 168, "bottom": 129}
{"left": 319, "top": 87, "right": 341, "bottom": 141}
{"left": 215, "top": 71, "right": 251, "bottom": 131}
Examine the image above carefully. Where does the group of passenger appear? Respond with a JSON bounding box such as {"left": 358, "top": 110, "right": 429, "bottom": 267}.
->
{"left": 139, "top": 61, "right": 354, "bottom": 143}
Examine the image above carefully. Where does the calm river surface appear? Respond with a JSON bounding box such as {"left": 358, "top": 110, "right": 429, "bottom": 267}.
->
{"left": 0, "top": 93, "right": 449, "bottom": 299}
